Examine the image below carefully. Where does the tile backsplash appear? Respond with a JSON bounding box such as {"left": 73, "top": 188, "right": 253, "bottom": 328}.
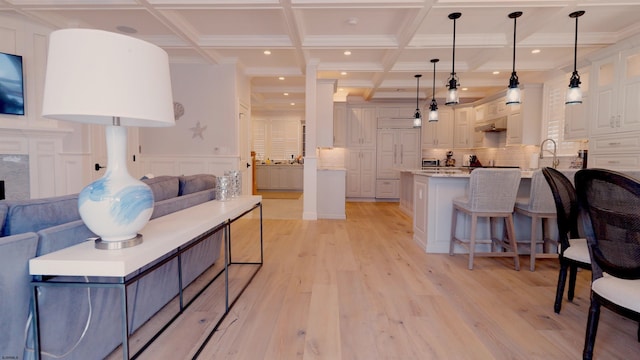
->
{"left": 422, "top": 145, "right": 577, "bottom": 169}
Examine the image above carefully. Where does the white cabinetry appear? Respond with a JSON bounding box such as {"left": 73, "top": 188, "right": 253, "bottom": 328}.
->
{"left": 346, "top": 106, "right": 377, "bottom": 198}
{"left": 256, "top": 165, "right": 303, "bottom": 190}
{"left": 506, "top": 85, "right": 543, "bottom": 145}
{"left": 346, "top": 149, "right": 376, "bottom": 198}
{"left": 333, "top": 102, "right": 347, "bottom": 147}
{"left": 564, "top": 93, "right": 590, "bottom": 140}
{"left": 376, "top": 127, "right": 420, "bottom": 199}
{"left": 348, "top": 107, "right": 377, "bottom": 148}
{"left": 422, "top": 107, "right": 454, "bottom": 148}
{"left": 453, "top": 106, "right": 473, "bottom": 148}
{"left": 590, "top": 48, "right": 640, "bottom": 136}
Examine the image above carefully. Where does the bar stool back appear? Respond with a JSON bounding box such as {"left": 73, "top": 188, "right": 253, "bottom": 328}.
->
{"left": 514, "top": 169, "right": 557, "bottom": 271}
{"left": 450, "top": 168, "right": 521, "bottom": 270}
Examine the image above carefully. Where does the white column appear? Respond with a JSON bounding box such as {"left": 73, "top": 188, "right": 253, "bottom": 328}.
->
{"left": 303, "top": 60, "right": 319, "bottom": 220}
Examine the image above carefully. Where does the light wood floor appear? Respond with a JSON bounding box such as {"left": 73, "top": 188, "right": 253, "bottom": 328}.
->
{"left": 127, "top": 200, "right": 639, "bottom": 359}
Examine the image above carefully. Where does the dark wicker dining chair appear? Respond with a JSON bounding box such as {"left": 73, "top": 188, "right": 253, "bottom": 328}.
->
{"left": 541, "top": 167, "right": 591, "bottom": 313}
{"left": 575, "top": 168, "right": 640, "bottom": 360}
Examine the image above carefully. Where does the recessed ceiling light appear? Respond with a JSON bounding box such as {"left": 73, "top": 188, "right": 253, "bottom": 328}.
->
{"left": 347, "top": 17, "right": 359, "bottom": 26}
{"left": 462, "top": 87, "right": 468, "bottom": 91}
{"left": 531, "top": 49, "right": 541, "bottom": 54}
{"left": 116, "top": 25, "right": 137, "bottom": 34}
{"left": 278, "top": 76, "right": 285, "bottom": 80}
{"left": 264, "top": 50, "right": 271, "bottom": 55}
{"left": 338, "top": 88, "right": 345, "bottom": 92}
{"left": 493, "top": 71, "right": 500, "bottom": 75}
{"left": 341, "top": 71, "right": 347, "bottom": 76}
{"left": 344, "top": 50, "right": 351, "bottom": 56}
{"left": 283, "top": 92, "right": 289, "bottom": 96}
{"left": 290, "top": 102, "right": 295, "bottom": 106}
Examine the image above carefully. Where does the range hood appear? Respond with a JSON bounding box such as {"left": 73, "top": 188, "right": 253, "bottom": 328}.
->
{"left": 475, "top": 116, "right": 508, "bottom": 132}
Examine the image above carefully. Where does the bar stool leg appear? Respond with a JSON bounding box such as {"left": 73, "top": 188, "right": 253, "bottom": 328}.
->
{"left": 468, "top": 214, "right": 478, "bottom": 270}
{"left": 530, "top": 215, "right": 538, "bottom": 271}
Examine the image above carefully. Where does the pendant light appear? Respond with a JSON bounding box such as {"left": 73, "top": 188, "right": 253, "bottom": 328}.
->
{"left": 413, "top": 74, "right": 422, "bottom": 127}
{"left": 445, "top": 12, "right": 462, "bottom": 105}
{"left": 506, "top": 11, "right": 523, "bottom": 105}
{"left": 428, "top": 59, "right": 439, "bottom": 122}
{"left": 566, "top": 10, "right": 585, "bottom": 105}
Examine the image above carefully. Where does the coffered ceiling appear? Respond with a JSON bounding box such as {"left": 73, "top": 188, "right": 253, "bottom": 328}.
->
{"left": 1, "top": 0, "right": 639, "bottom": 113}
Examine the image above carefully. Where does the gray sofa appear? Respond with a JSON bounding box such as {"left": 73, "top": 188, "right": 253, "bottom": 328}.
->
{"left": 0, "top": 174, "right": 222, "bottom": 360}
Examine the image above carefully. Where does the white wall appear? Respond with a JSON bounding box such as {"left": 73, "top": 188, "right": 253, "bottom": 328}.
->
{"left": 139, "top": 63, "right": 238, "bottom": 156}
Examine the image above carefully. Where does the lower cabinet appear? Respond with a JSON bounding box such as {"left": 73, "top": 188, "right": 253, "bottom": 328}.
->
{"left": 346, "top": 149, "right": 376, "bottom": 198}
{"left": 376, "top": 179, "right": 399, "bottom": 199}
{"left": 256, "top": 165, "right": 303, "bottom": 190}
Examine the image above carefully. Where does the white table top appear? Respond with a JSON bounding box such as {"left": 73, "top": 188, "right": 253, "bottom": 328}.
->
{"left": 29, "top": 195, "right": 261, "bottom": 277}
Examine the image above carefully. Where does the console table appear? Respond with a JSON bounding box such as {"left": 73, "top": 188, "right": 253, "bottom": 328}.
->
{"left": 29, "top": 195, "right": 263, "bottom": 360}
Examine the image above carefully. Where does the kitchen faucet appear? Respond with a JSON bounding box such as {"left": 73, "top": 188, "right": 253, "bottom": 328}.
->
{"left": 539, "top": 138, "right": 560, "bottom": 169}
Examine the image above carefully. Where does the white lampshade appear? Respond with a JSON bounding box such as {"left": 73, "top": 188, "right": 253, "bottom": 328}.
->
{"left": 42, "top": 29, "right": 175, "bottom": 249}
{"left": 42, "top": 28, "right": 174, "bottom": 127}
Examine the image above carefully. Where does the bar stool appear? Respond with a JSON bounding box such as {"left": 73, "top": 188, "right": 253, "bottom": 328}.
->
{"left": 450, "top": 168, "right": 521, "bottom": 270}
{"left": 514, "top": 169, "right": 557, "bottom": 271}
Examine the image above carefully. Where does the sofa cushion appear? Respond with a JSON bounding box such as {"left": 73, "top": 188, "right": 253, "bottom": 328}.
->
{"left": 150, "top": 189, "right": 215, "bottom": 219}
{"left": 0, "top": 232, "right": 38, "bottom": 358}
{"left": 142, "top": 176, "right": 179, "bottom": 202}
{"left": 37, "top": 219, "right": 97, "bottom": 256}
{"left": 0, "top": 202, "right": 8, "bottom": 235}
{"left": 2, "top": 194, "right": 80, "bottom": 236}
{"left": 179, "top": 174, "right": 216, "bottom": 196}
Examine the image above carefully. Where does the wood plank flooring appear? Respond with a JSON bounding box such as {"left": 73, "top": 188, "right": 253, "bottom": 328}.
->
{"left": 125, "top": 201, "right": 639, "bottom": 359}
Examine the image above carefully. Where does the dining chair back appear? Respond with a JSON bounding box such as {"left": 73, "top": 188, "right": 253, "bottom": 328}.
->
{"left": 541, "top": 167, "right": 591, "bottom": 313}
{"left": 575, "top": 168, "right": 640, "bottom": 359}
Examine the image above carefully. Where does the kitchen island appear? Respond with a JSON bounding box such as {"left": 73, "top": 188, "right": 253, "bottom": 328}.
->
{"left": 404, "top": 168, "right": 640, "bottom": 254}
{"left": 256, "top": 163, "right": 303, "bottom": 190}
{"left": 401, "top": 169, "right": 534, "bottom": 253}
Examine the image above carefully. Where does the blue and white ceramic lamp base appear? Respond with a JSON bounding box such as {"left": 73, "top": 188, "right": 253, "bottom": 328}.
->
{"left": 79, "top": 126, "right": 154, "bottom": 249}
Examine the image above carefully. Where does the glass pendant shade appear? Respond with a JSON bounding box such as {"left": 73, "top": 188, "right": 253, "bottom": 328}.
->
{"left": 506, "top": 12, "right": 522, "bottom": 105}
{"left": 566, "top": 72, "right": 583, "bottom": 104}
{"left": 445, "top": 77, "right": 459, "bottom": 105}
{"left": 566, "top": 10, "right": 585, "bottom": 105}
{"left": 429, "top": 58, "right": 439, "bottom": 122}
{"left": 446, "top": 12, "right": 462, "bottom": 106}
{"left": 506, "top": 73, "right": 521, "bottom": 105}
{"left": 428, "top": 100, "right": 438, "bottom": 122}
{"left": 413, "top": 111, "right": 422, "bottom": 128}
{"left": 413, "top": 74, "right": 422, "bottom": 127}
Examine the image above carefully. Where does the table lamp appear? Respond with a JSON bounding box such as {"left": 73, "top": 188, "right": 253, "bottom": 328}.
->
{"left": 42, "top": 28, "right": 175, "bottom": 249}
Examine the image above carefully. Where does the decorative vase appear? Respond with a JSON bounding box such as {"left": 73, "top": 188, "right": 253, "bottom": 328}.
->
{"left": 78, "top": 125, "right": 154, "bottom": 246}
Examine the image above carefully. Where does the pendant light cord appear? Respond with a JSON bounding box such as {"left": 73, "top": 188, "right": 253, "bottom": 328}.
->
{"left": 416, "top": 75, "right": 420, "bottom": 110}
{"left": 573, "top": 14, "right": 579, "bottom": 73}
{"left": 512, "top": 16, "right": 517, "bottom": 74}
{"left": 432, "top": 61, "right": 436, "bottom": 100}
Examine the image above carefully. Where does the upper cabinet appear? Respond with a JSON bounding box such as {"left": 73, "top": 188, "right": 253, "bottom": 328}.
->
{"left": 506, "top": 85, "right": 543, "bottom": 146}
{"left": 333, "top": 102, "right": 347, "bottom": 147}
{"left": 422, "top": 107, "right": 454, "bottom": 149}
{"left": 348, "top": 106, "right": 377, "bottom": 148}
{"left": 453, "top": 106, "right": 473, "bottom": 149}
{"left": 590, "top": 48, "right": 640, "bottom": 136}
{"left": 564, "top": 92, "right": 589, "bottom": 140}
